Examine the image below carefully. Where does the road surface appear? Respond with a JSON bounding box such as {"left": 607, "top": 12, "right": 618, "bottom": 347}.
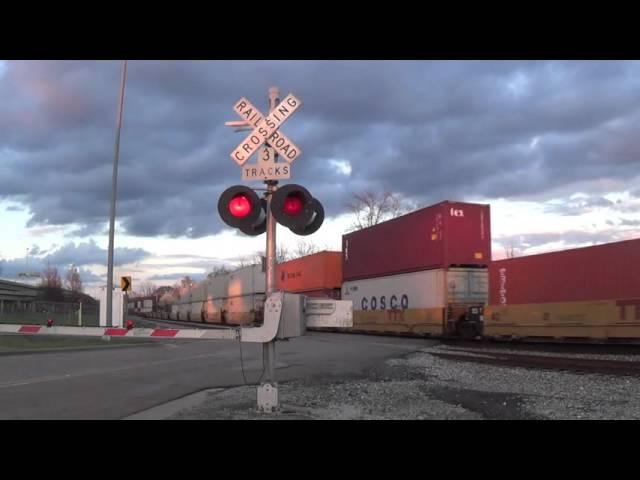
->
{"left": 0, "top": 330, "right": 435, "bottom": 419}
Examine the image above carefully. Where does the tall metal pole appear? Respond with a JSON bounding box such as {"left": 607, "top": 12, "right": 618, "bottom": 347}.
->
{"left": 106, "top": 60, "right": 128, "bottom": 328}
{"left": 258, "top": 86, "right": 280, "bottom": 410}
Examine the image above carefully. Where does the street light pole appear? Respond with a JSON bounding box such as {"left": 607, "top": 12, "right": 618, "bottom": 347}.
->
{"left": 106, "top": 60, "right": 128, "bottom": 327}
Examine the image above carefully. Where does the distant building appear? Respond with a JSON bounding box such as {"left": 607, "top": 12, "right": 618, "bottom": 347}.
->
{"left": 0, "top": 279, "right": 39, "bottom": 314}
{"left": 0, "top": 278, "right": 98, "bottom": 316}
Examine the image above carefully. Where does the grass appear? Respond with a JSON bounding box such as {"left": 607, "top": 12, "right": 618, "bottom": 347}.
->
{"left": 0, "top": 334, "right": 156, "bottom": 352}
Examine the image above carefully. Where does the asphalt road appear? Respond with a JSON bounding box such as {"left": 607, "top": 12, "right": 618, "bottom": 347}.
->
{"left": 0, "top": 330, "right": 436, "bottom": 419}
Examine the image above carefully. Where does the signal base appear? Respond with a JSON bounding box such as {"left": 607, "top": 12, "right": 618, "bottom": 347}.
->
{"left": 257, "top": 382, "right": 279, "bottom": 413}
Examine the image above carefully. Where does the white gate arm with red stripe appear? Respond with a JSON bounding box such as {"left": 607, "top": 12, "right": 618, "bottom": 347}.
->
{"left": 0, "top": 293, "right": 351, "bottom": 342}
{"left": 0, "top": 324, "right": 240, "bottom": 340}
{"left": 0, "top": 293, "right": 285, "bottom": 343}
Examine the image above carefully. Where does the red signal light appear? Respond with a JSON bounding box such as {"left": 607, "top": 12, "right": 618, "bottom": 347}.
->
{"left": 271, "top": 184, "right": 325, "bottom": 236}
{"left": 218, "top": 186, "right": 267, "bottom": 235}
{"left": 283, "top": 195, "right": 304, "bottom": 216}
{"left": 229, "top": 194, "right": 252, "bottom": 218}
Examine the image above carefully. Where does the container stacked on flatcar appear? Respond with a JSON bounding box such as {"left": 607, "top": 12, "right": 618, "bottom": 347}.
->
{"left": 485, "top": 238, "right": 640, "bottom": 340}
{"left": 224, "top": 264, "right": 266, "bottom": 325}
{"left": 341, "top": 200, "right": 491, "bottom": 337}
{"left": 168, "top": 263, "right": 266, "bottom": 325}
{"left": 275, "top": 251, "right": 342, "bottom": 299}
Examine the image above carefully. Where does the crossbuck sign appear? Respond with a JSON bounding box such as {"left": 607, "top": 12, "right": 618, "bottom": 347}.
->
{"left": 230, "top": 94, "right": 302, "bottom": 181}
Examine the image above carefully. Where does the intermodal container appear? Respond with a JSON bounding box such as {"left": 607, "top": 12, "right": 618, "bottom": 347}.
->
{"left": 276, "top": 251, "right": 342, "bottom": 293}
{"left": 342, "top": 201, "right": 491, "bottom": 282}
{"left": 341, "top": 267, "right": 488, "bottom": 335}
{"left": 489, "top": 238, "right": 640, "bottom": 305}
{"left": 227, "top": 264, "right": 265, "bottom": 297}
{"left": 342, "top": 268, "right": 488, "bottom": 312}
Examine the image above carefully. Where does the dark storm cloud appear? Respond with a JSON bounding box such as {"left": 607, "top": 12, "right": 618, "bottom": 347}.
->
{"left": 10, "top": 240, "right": 150, "bottom": 275}
{"left": 2, "top": 60, "right": 640, "bottom": 238}
{"left": 65, "top": 224, "right": 107, "bottom": 238}
{"left": 140, "top": 253, "right": 233, "bottom": 272}
{"left": 147, "top": 272, "right": 206, "bottom": 282}
{"left": 495, "top": 229, "right": 630, "bottom": 250}
{"left": 620, "top": 218, "right": 640, "bottom": 226}
{"left": 0, "top": 259, "right": 102, "bottom": 284}
{"left": 0, "top": 241, "right": 129, "bottom": 284}
{"left": 544, "top": 195, "right": 615, "bottom": 216}
{"left": 39, "top": 240, "right": 150, "bottom": 267}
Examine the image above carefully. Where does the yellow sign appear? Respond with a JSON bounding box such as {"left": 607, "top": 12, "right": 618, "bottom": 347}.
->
{"left": 120, "top": 276, "right": 132, "bottom": 292}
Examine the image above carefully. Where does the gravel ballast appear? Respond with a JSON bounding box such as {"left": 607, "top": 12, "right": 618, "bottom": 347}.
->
{"left": 165, "top": 343, "right": 640, "bottom": 420}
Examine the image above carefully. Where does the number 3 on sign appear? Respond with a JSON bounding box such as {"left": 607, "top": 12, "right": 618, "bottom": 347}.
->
{"left": 261, "top": 147, "right": 274, "bottom": 163}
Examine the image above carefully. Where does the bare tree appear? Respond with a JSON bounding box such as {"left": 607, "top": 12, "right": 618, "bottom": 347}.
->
{"left": 290, "top": 240, "right": 321, "bottom": 260}
{"left": 135, "top": 281, "right": 156, "bottom": 297}
{"left": 234, "top": 256, "right": 258, "bottom": 268}
{"left": 207, "top": 265, "right": 231, "bottom": 279}
{"left": 180, "top": 276, "right": 195, "bottom": 289}
{"left": 346, "top": 190, "right": 412, "bottom": 231}
{"left": 276, "top": 245, "right": 290, "bottom": 263}
{"left": 250, "top": 244, "right": 292, "bottom": 266}
{"left": 503, "top": 241, "right": 519, "bottom": 259}
{"left": 41, "top": 265, "right": 62, "bottom": 289}
{"left": 40, "top": 265, "right": 64, "bottom": 301}
{"left": 65, "top": 265, "right": 83, "bottom": 292}
{"left": 170, "top": 283, "right": 182, "bottom": 299}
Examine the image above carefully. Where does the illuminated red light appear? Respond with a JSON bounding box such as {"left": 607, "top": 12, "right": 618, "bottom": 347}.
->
{"left": 229, "top": 194, "right": 252, "bottom": 218}
{"left": 283, "top": 195, "right": 304, "bottom": 216}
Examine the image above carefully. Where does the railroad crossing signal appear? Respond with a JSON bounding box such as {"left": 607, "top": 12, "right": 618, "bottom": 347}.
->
{"left": 229, "top": 94, "right": 302, "bottom": 172}
{"left": 218, "top": 183, "right": 324, "bottom": 236}
{"left": 222, "top": 87, "right": 320, "bottom": 412}
{"left": 120, "top": 276, "right": 131, "bottom": 292}
{"left": 222, "top": 90, "right": 323, "bottom": 237}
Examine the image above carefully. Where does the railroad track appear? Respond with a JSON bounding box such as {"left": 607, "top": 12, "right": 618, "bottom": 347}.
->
{"left": 429, "top": 345, "right": 640, "bottom": 376}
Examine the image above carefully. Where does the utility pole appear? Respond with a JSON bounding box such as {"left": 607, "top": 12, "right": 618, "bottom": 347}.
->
{"left": 106, "top": 60, "right": 128, "bottom": 328}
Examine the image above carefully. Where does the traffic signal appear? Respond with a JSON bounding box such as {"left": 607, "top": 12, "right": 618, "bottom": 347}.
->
{"left": 271, "top": 184, "right": 324, "bottom": 236}
{"left": 218, "top": 185, "right": 267, "bottom": 236}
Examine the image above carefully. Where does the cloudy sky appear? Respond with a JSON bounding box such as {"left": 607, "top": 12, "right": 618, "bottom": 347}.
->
{"left": 1, "top": 60, "right": 639, "bottom": 298}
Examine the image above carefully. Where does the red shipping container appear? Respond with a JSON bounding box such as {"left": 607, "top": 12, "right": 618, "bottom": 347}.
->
{"left": 276, "top": 251, "right": 342, "bottom": 293}
{"left": 342, "top": 201, "right": 491, "bottom": 282}
{"left": 489, "top": 238, "right": 640, "bottom": 305}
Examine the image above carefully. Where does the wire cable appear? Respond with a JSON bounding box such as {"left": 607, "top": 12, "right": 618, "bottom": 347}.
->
{"left": 237, "top": 291, "right": 285, "bottom": 386}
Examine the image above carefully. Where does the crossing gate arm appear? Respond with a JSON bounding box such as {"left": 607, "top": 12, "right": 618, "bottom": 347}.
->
{"left": 0, "top": 293, "right": 350, "bottom": 342}
{"left": 0, "top": 324, "right": 240, "bottom": 340}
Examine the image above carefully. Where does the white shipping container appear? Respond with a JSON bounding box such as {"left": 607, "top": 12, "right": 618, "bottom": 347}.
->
{"left": 446, "top": 269, "right": 488, "bottom": 304}
{"left": 203, "top": 297, "right": 225, "bottom": 322}
{"left": 223, "top": 293, "right": 265, "bottom": 325}
{"left": 207, "top": 274, "right": 230, "bottom": 299}
{"left": 227, "top": 264, "right": 265, "bottom": 297}
{"left": 176, "top": 302, "right": 191, "bottom": 319}
{"left": 342, "top": 268, "right": 488, "bottom": 312}
{"left": 224, "top": 293, "right": 265, "bottom": 314}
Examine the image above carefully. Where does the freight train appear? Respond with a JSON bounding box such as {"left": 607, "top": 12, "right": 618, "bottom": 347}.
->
{"left": 140, "top": 200, "right": 640, "bottom": 342}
